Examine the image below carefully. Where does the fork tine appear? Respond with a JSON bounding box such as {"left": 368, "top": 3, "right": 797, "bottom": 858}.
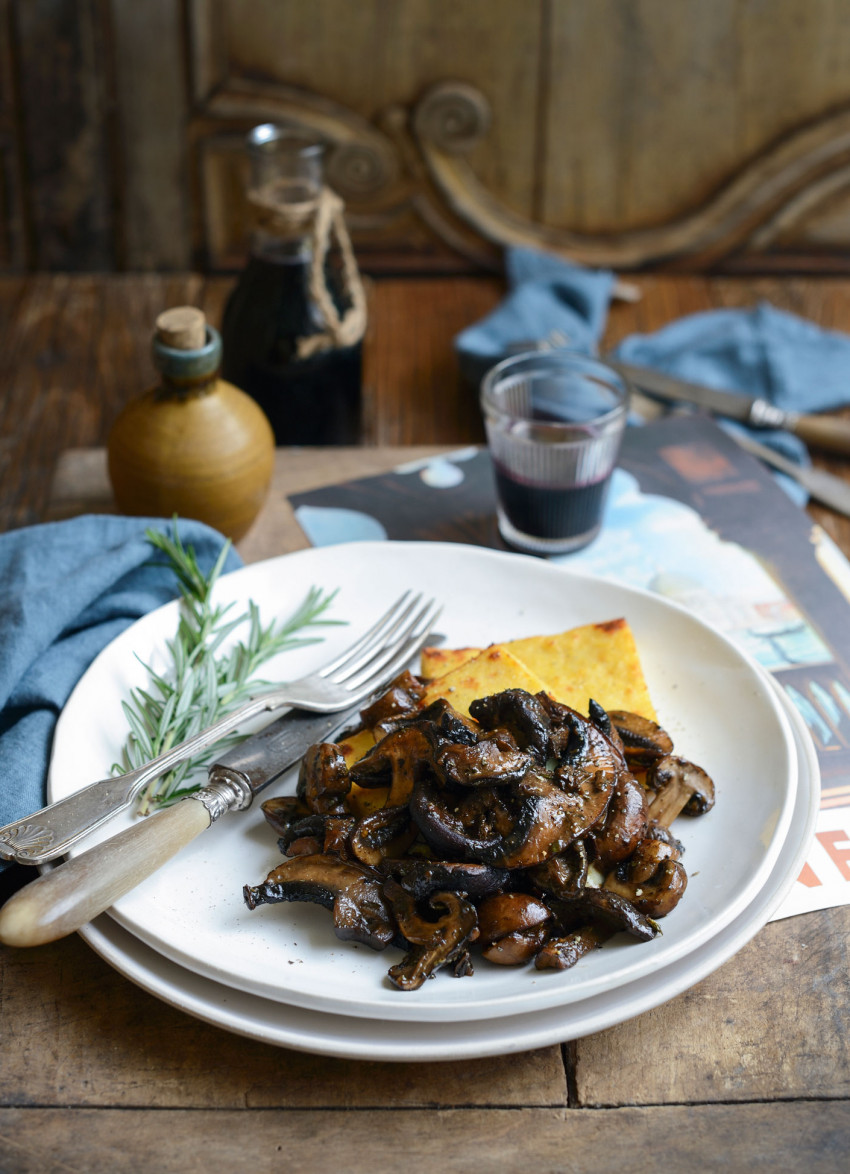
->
{"left": 314, "top": 591, "right": 415, "bottom": 678}
{"left": 347, "top": 604, "right": 443, "bottom": 701}
{"left": 322, "top": 592, "right": 425, "bottom": 684}
{"left": 343, "top": 599, "right": 442, "bottom": 692}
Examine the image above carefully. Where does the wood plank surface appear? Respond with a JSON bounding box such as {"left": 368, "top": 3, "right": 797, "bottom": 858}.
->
{"left": 0, "top": 932, "right": 564, "bottom": 1110}
{"left": 577, "top": 903, "right": 850, "bottom": 1105}
{"left": 0, "top": 1102, "right": 847, "bottom": 1174}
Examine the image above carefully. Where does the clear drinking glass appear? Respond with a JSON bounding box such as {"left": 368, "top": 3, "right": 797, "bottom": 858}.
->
{"left": 480, "top": 350, "right": 630, "bottom": 555}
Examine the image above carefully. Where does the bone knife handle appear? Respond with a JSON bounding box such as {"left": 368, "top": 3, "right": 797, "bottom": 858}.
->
{"left": 790, "top": 412, "right": 850, "bottom": 455}
{"left": 0, "top": 799, "right": 211, "bottom": 947}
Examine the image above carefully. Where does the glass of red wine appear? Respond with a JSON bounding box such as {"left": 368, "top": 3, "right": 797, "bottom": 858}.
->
{"left": 480, "top": 350, "right": 630, "bottom": 555}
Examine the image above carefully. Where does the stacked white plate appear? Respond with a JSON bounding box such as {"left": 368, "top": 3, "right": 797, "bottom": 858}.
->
{"left": 48, "top": 543, "right": 820, "bottom": 1061}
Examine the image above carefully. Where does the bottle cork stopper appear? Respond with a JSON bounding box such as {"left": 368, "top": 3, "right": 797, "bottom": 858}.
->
{"left": 156, "top": 306, "right": 207, "bottom": 350}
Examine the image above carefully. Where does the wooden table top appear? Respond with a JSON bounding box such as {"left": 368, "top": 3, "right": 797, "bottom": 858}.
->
{"left": 1, "top": 273, "right": 849, "bottom": 1172}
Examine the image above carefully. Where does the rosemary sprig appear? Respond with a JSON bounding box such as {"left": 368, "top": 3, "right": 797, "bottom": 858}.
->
{"left": 111, "top": 524, "right": 342, "bottom": 813}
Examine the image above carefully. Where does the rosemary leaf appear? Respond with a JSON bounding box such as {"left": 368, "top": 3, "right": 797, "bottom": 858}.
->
{"left": 111, "top": 521, "right": 342, "bottom": 814}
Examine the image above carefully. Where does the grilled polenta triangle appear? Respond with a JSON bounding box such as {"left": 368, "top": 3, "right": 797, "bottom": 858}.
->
{"left": 421, "top": 618, "right": 655, "bottom": 720}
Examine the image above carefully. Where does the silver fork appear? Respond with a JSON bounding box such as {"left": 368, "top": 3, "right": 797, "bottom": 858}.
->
{"left": 0, "top": 591, "right": 441, "bottom": 866}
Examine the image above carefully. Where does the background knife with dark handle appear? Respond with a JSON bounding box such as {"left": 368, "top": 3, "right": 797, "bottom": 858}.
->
{"left": 613, "top": 360, "right": 850, "bottom": 456}
{"left": 0, "top": 701, "right": 363, "bottom": 948}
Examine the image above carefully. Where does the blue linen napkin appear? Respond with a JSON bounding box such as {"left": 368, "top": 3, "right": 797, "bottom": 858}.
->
{"left": 456, "top": 249, "right": 615, "bottom": 388}
{"left": 456, "top": 246, "right": 850, "bottom": 499}
{"left": 0, "top": 515, "right": 241, "bottom": 858}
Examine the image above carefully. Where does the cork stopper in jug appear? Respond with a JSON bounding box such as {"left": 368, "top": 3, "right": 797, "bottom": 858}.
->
{"left": 155, "top": 306, "right": 207, "bottom": 351}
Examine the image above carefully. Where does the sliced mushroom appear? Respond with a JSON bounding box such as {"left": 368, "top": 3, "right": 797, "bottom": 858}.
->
{"left": 603, "top": 838, "right": 688, "bottom": 918}
{"left": 260, "top": 794, "right": 313, "bottom": 838}
{"left": 498, "top": 774, "right": 607, "bottom": 869}
{"left": 297, "top": 743, "right": 352, "bottom": 814}
{"left": 435, "top": 736, "right": 532, "bottom": 788}
{"left": 382, "top": 858, "right": 509, "bottom": 901}
{"left": 527, "top": 841, "right": 589, "bottom": 898}
{"left": 286, "top": 833, "right": 324, "bottom": 857}
{"left": 322, "top": 815, "right": 357, "bottom": 857}
{"left": 359, "top": 670, "right": 426, "bottom": 729}
{"left": 589, "top": 770, "right": 648, "bottom": 868}
{"left": 624, "top": 835, "right": 676, "bottom": 882}
{"left": 469, "top": 689, "right": 553, "bottom": 761}
{"left": 587, "top": 698, "right": 626, "bottom": 760}
{"left": 607, "top": 710, "right": 674, "bottom": 767}
{"left": 371, "top": 698, "right": 480, "bottom": 746}
{"left": 550, "top": 887, "right": 658, "bottom": 941}
{"left": 243, "top": 853, "right": 397, "bottom": 950}
{"left": 410, "top": 770, "right": 607, "bottom": 871}
{"left": 452, "top": 949, "right": 475, "bottom": 977}
{"left": 476, "top": 892, "right": 552, "bottom": 965}
{"left": 273, "top": 812, "right": 327, "bottom": 856}
{"left": 552, "top": 703, "right": 621, "bottom": 814}
{"left": 535, "top": 925, "right": 607, "bottom": 971}
{"left": 410, "top": 741, "right": 619, "bottom": 873}
{"left": 408, "top": 775, "right": 514, "bottom": 862}
{"left": 645, "top": 820, "right": 685, "bottom": 854}
{"left": 416, "top": 698, "right": 480, "bottom": 747}
{"left": 348, "top": 804, "right": 417, "bottom": 868}
{"left": 385, "top": 888, "right": 479, "bottom": 991}
{"left": 647, "top": 755, "right": 715, "bottom": 825}
{"left": 349, "top": 726, "right": 433, "bottom": 807}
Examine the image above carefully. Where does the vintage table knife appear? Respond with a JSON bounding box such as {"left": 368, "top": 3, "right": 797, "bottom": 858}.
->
{"left": 626, "top": 386, "right": 850, "bottom": 517}
{"left": 613, "top": 360, "right": 850, "bottom": 455}
{"left": 0, "top": 701, "right": 364, "bottom": 948}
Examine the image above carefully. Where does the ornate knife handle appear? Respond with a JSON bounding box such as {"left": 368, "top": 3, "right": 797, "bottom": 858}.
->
{"left": 0, "top": 692, "right": 289, "bottom": 866}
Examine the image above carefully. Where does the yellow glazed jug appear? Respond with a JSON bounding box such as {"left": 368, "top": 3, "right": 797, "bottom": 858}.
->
{"left": 107, "top": 307, "right": 275, "bottom": 541}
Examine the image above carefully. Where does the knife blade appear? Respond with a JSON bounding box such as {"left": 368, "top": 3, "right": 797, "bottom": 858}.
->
{"left": 727, "top": 431, "right": 850, "bottom": 518}
{"left": 627, "top": 386, "right": 850, "bottom": 518}
{"left": 613, "top": 360, "right": 850, "bottom": 457}
{"left": 0, "top": 700, "right": 364, "bottom": 948}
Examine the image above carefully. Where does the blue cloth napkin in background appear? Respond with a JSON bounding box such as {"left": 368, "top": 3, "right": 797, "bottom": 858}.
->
{"left": 0, "top": 515, "right": 241, "bottom": 857}
{"left": 456, "top": 246, "right": 850, "bottom": 498}
{"left": 456, "top": 249, "right": 616, "bottom": 389}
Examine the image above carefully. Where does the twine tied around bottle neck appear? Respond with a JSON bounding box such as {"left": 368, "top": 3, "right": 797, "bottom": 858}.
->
{"left": 247, "top": 178, "right": 367, "bottom": 358}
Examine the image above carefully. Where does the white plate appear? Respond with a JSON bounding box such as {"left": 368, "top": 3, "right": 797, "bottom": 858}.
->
{"left": 49, "top": 542, "right": 798, "bottom": 1023}
{"left": 77, "top": 686, "right": 818, "bottom": 1061}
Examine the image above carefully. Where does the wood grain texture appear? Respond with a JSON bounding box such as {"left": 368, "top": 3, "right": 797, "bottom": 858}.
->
{"left": 109, "top": 0, "right": 191, "bottom": 269}
{"left": 0, "top": 1103, "right": 846, "bottom": 1174}
{"left": 214, "top": 0, "right": 544, "bottom": 217}
{"left": 576, "top": 904, "right": 850, "bottom": 1105}
{"left": 0, "top": 932, "right": 565, "bottom": 1110}
{"left": 544, "top": 0, "right": 850, "bottom": 233}
{"left": 44, "top": 445, "right": 461, "bottom": 562}
{"left": 12, "top": 0, "right": 115, "bottom": 269}
{"left": 0, "top": 1, "right": 26, "bottom": 268}
{"left": 13, "top": 2, "right": 850, "bottom": 270}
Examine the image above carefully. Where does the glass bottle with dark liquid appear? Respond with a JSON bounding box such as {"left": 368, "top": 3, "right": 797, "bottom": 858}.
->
{"left": 221, "top": 125, "right": 363, "bottom": 445}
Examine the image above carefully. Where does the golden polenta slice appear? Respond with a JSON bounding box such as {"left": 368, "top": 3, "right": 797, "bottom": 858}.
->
{"left": 338, "top": 727, "right": 382, "bottom": 816}
{"left": 421, "top": 618, "right": 655, "bottom": 720}
{"left": 420, "top": 646, "right": 482, "bottom": 679}
{"left": 420, "top": 646, "right": 549, "bottom": 716}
